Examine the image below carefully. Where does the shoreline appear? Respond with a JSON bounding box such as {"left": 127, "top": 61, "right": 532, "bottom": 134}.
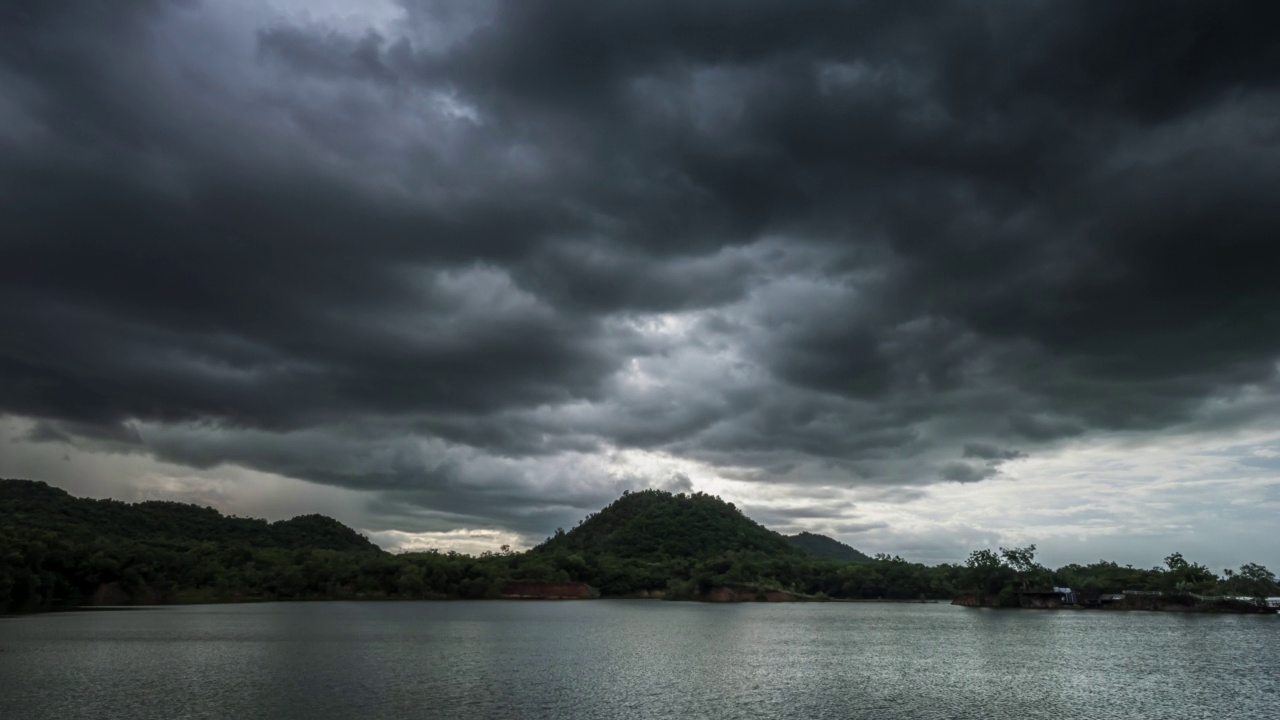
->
{"left": 4, "top": 595, "right": 953, "bottom": 616}
{"left": 951, "top": 592, "right": 1278, "bottom": 614}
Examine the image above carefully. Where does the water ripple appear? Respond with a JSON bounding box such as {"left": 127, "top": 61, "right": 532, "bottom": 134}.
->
{"left": 1, "top": 602, "right": 1276, "bottom": 719}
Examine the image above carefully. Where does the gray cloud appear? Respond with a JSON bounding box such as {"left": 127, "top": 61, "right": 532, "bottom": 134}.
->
{"left": 940, "top": 462, "right": 998, "bottom": 484}
{"left": 3, "top": 0, "right": 1280, "bottom": 549}
{"left": 961, "top": 444, "right": 1024, "bottom": 462}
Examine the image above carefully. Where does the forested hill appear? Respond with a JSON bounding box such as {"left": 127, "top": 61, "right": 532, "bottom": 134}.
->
{"left": 531, "top": 489, "right": 802, "bottom": 561}
{"left": 786, "top": 532, "right": 872, "bottom": 562}
{"left": 4, "top": 479, "right": 1276, "bottom": 613}
{"left": 0, "top": 479, "right": 381, "bottom": 554}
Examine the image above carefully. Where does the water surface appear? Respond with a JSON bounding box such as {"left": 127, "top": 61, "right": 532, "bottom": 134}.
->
{"left": 2, "top": 601, "right": 1276, "bottom": 719}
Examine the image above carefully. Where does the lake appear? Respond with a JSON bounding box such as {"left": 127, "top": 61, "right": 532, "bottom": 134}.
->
{"left": 1, "top": 601, "right": 1277, "bottom": 719}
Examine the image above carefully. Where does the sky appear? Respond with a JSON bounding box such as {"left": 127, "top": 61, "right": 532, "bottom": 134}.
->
{"left": 2, "top": 1, "right": 1279, "bottom": 570}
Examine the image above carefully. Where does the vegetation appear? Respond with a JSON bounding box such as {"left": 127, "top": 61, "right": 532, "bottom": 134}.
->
{"left": 785, "top": 531, "right": 873, "bottom": 562}
{"left": 2, "top": 479, "right": 1276, "bottom": 612}
{"left": 960, "top": 544, "right": 1279, "bottom": 607}
{"left": 534, "top": 489, "right": 799, "bottom": 561}
{"left": 0, "top": 480, "right": 379, "bottom": 553}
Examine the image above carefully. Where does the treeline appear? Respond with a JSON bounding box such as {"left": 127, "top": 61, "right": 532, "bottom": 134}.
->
{"left": 0, "top": 525, "right": 950, "bottom": 610}
{"left": 960, "top": 545, "right": 1279, "bottom": 606}
{"left": 0, "top": 483, "right": 944, "bottom": 609}
{"left": 3, "top": 482, "right": 1277, "bottom": 612}
{"left": 0, "top": 526, "right": 509, "bottom": 609}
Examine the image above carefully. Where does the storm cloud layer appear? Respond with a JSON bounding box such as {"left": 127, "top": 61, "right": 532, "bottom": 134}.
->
{"left": 3, "top": 1, "right": 1279, "bottom": 563}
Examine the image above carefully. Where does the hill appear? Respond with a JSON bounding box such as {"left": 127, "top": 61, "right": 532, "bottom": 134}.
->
{"left": 785, "top": 532, "right": 872, "bottom": 562}
{"left": 531, "top": 489, "right": 802, "bottom": 562}
{"left": 3, "top": 479, "right": 1269, "bottom": 616}
{"left": 0, "top": 478, "right": 381, "bottom": 554}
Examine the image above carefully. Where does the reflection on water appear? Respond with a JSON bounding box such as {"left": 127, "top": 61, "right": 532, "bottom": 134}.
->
{"left": 2, "top": 601, "right": 1277, "bottom": 719}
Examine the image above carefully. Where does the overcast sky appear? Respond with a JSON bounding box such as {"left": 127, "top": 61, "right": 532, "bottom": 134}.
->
{"left": 3, "top": 1, "right": 1279, "bottom": 569}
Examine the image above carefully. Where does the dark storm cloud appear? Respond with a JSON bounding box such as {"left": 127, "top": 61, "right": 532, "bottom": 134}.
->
{"left": 940, "top": 462, "right": 998, "bottom": 484}
{"left": 3, "top": 0, "right": 1280, "bottom": 536}
{"left": 18, "top": 422, "right": 73, "bottom": 445}
{"left": 961, "top": 444, "right": 1024, "bottom": 462}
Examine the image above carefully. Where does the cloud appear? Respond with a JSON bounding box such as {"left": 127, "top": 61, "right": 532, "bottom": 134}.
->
{"left": 962, "top": 444, "right": 1025, "bottom": 462}
{"left": 2, "top": 0, "right": 1280, "bottom": 561}
{"left": 940, "top": 462, "right": 998, "bottom": 484}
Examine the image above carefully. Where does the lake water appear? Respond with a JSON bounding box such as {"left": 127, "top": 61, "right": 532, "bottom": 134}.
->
{"left": 1, "top": 601, "right": 1277, "bottom": 719}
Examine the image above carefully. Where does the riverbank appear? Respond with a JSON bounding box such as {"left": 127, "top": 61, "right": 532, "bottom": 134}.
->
{"left": 6, "top": 579, "right": 951, "bottom": 614}
{"left": 952, "top": 592, "right": 1278, "bottom": 614}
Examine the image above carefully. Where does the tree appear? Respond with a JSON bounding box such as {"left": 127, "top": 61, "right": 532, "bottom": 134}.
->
{"left": 1157, "top": 552, "right": 1214, "bottom": 594}
{"left": 1000, "top": 545, "right": 1043, "bottom": 590}
{"left": 965, "top": 549, "right": 1010, "bottom": 597}
{"left": 1000, "top": 545, "right": 1038, "bottom": 573}
{"left": 396, "top": 565, "right": 426, "bottom": 596}
{"left": 1234, "top": 563, "right": 1279, "bottom": 604}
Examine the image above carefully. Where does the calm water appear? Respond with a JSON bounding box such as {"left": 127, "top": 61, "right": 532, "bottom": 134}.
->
{"left": 1, "top": 601, "right": 1277, "bottom": 719}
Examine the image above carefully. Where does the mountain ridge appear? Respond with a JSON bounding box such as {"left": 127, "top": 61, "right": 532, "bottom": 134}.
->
{"left": 0, "top": 478, "right": 381, "bottom": 554}
{"left": 785, "top": 531, "right": 873, "bottom": 562}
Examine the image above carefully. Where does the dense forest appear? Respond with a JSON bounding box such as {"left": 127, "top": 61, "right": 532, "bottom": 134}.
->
{"left": 2, "top": 480, "right": 1276, "bottom": 612}
{"left": 785, "top": 532, "right": 873, "bottom": 562}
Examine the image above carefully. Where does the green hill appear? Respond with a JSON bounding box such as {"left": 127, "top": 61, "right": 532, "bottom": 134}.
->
{"left": 0, "top": 479, "right": 381, "bottom": 554}
{"left": 3, "top": 478, "right": 1271, "bottom": 613}
{"left": 786, "top": 532, "right": 872, "bottom": 562}
{"left": 531, "top": 489, "right": 802, "bottom": 562}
